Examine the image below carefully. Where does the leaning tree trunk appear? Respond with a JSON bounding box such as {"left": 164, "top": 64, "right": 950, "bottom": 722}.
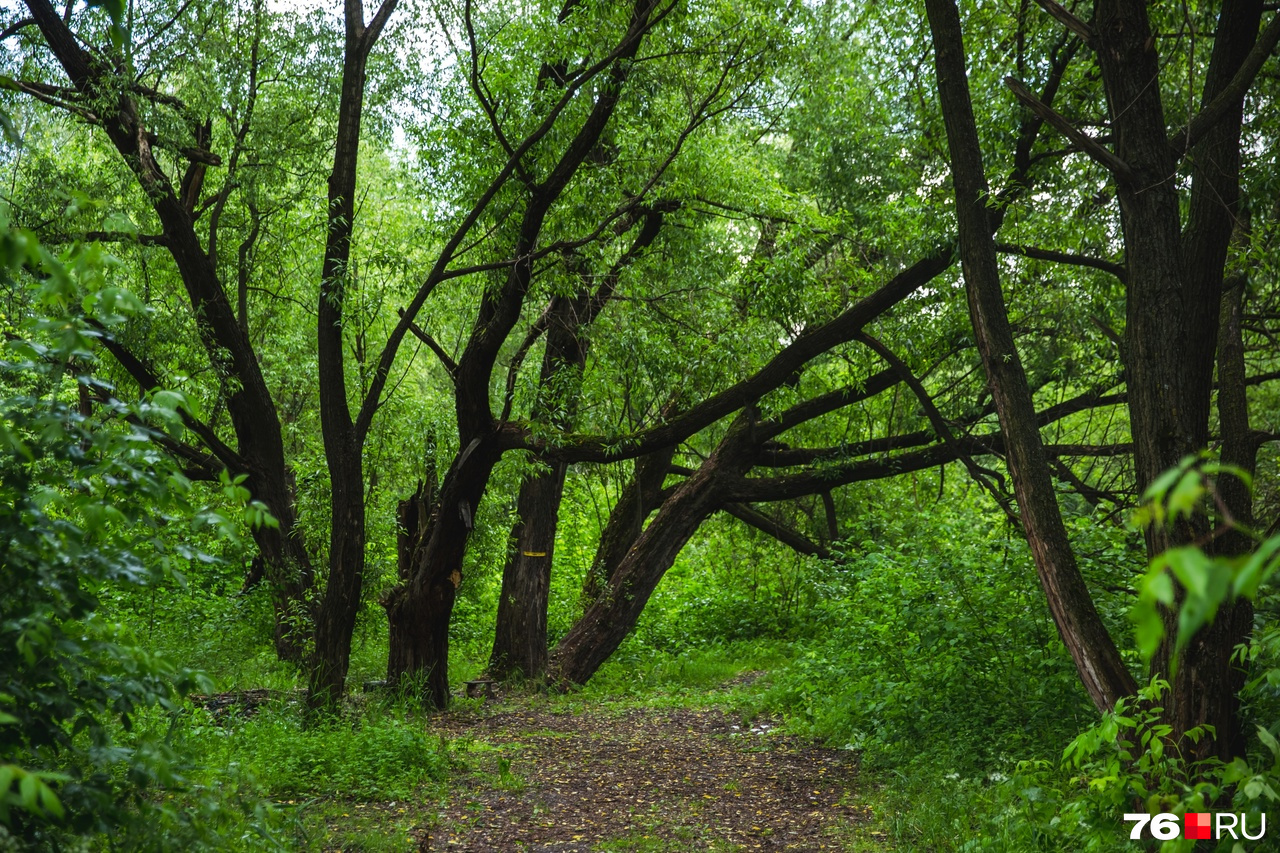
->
{"left": 581, "top": 444, "right": 676, "bottom": 605}
{"left": 20, "top": 0, "right": 320, "bottom": 667}
{"left": 549, "top": 415, "right": 756, "bottom": 688}
{"left": 926, "top": 0, "right": 1136, "bottom": 712}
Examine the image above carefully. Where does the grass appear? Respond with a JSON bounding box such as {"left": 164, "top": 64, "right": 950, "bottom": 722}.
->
{"left": 124, "top": 622, "right": 870, "bottom": 851}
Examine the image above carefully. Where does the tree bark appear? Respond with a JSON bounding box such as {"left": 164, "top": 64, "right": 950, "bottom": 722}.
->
{"left": 926, "top": 0, "right": 1136, "bottom": 712}
{"left": 385, "top": 436, "right": 501, "bottom": 708}
{"left": 1092, "top": 0, "right": 1261, "bottom": 758}
{"left": 1203, "top": 275, "right": 1256, "bottom": 760}
{"left": 581, "top": 445, "right": 677, "bottom": 606}
{"left": 549, "top": 414, "right": 757, "bottom": 688}
{"left": 307, "top": 0, "right": 397, "bottom": 709}
{"left": 1168, "top": 2, "right": 1260, "bottom": 764}
{"left": 489, "top": 461, "right": 568, "bottom": 680}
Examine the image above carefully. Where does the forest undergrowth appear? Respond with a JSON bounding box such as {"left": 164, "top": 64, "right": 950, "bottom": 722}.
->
{"left": 90, "top": 477, "right": 1263, "bottom": 853}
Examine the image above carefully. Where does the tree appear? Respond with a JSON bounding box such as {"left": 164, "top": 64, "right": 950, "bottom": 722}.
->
{"left": 925, "top": 0, "right": 1280, "bottom": 760}
{"left": 11, "top": 0, "right": 328, "bottom": 664}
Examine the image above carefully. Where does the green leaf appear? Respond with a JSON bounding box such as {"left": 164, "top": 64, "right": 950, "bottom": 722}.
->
{"left": 1256, "top": 725, "right": 1279, "bottom": 758}
{"left": 1234, "top": 536, "right": 1280, "bottom": 599}
{"left": 1166, "top": 470, "right": 1206, "bottom": 521}
{"left": 38, "top": 782, "right": 64, "bottom": 819}
{"left": 19, "top": 771, "right": 38, "bottom": 811}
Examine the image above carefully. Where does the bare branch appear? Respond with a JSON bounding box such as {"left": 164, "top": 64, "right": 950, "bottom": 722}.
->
{"left": 856, "top": 331, "right": 1020, "bottom": 524}
{"left": 0, "top": 17, "right": 35, "bottom": 39}
{"left": 995, "top": 241, "right": 1127, "bottom": 281}
{"left": 721, "top": 502, "right": 832, "bottom": 559}
{"left": 1005, "top": 76, "right": 1134, "bottom": 181}
{"left": 399, "top": 308, "right": 459, "bottom": 379}
{"left": 1032, "top": 0, "right": 1093, "bottom": 40}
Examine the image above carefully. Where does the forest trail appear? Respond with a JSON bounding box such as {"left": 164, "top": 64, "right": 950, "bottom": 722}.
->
{"left": 417, "top": 690, "right": 875, "bottom": 852}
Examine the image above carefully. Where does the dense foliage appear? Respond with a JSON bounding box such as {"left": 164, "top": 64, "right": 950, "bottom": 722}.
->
{"left": 1, "top": 0, "right": 1279, "bottom": 849}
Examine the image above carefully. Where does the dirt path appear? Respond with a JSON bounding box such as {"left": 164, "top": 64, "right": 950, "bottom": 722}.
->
{"left": 421, "top": 701, "right": 873, "bottom": 851}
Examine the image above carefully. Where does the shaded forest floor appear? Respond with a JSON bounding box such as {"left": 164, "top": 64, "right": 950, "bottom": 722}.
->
{"left": 304, "top": 676, "right": 882, "bottom": 852}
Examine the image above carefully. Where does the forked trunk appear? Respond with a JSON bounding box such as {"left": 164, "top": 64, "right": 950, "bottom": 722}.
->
{"left": 385, "top": 437, "right": 499, "bottom": 707}
{"left": 1092, "top": 0, "right": 1261, "bottom": 758}
{"left": 550, "top": 416, "right": 754, "bottom": 687}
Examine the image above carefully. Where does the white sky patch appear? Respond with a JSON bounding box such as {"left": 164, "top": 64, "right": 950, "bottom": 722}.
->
{"left": 267, "top": 0, "right": 329, "bottom": 13}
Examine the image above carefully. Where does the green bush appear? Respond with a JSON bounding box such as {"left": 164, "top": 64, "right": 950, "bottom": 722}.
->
{"left": 0, "top": 216, "right": 274, "bottom": 850}
{"left": 757, "top": 512, "right": 1097, "bottom": 771}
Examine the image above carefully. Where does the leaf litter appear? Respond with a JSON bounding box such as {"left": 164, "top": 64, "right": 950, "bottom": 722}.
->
{"left": 415, "top": 697, "right": 875, "bottom": 851}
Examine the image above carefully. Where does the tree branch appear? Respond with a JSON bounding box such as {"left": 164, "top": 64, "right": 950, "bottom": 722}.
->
{"left": 399, "top": 309, "right": 458, "bottom": 379}
{"left": 995, "top": 241, "right": 1127, "bottom": 281}
{"left": 1004, "top": 76, "right": 1134, "bottom": 181}
{"left": 1032, "top": 0, "right": 1093, "bottom": 40}
{"left": 721, "top": 502, "right": 832, "bottom": 559}
{"left": 1170, "top": 10, "right": 1280, "bottom": 159}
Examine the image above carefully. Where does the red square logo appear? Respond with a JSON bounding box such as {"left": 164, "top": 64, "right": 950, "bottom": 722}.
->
{"left": 1184, "top": 812, "right": 1211, "bottom": 840}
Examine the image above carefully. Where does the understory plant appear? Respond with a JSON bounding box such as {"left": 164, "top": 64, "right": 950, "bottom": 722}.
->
{"left": 962, "top": 456, "right": 1280, "bottom": 852}
{"left": 0, "top": 215, "right": 277, "bottom": 850}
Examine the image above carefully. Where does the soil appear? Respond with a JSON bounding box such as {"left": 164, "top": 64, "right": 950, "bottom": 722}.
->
{"left": 415, "top": 693, "right": 874, "bottom": 851}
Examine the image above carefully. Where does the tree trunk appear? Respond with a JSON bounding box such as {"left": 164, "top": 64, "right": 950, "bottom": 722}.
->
{"left": 1166, "top": 1, "right": 1260, "bottom": 764}
{"left": 549, "top": 415, "right": 755, "bottom": 688}
{"left": 926, "top": 0, "right": 1136, "bottom": 712}
{"left": 1093, "top": 0, "right": 1260, "bottom": 757}
{"left": 490, "top": 209, "right": 669, "bottom": 680}
{"left": 489, "top": 461, "right": 568, "bottom": 680}
{"left": 1093, "top": 0, "right": 1198, "bottom": 498}
{"left": 22, "top": 0, "right": 320, "bottom": 666}
{"left": 1202, "top": 275, "right": 1256, "bottom": 761}
{"left": 385, "top": 569, "right": 456, "bottom": 707}
{"left": 307, "top": 3, "right": 397, "bottom": 708}
{"left": 489, "top": 294, "right": 590, "bottom": 679}
{"left": 385, "top": 436, "right": 500, "bottom": 708}
{"left": 581, "top": 445, "right": 676, "bottom": 605}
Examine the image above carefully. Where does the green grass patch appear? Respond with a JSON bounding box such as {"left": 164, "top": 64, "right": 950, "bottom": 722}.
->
{"left": 173, "top": 701, "right": 451, "bottom": 802}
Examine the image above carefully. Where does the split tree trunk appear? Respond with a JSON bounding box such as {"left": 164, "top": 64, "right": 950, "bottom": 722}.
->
{"left": 549, "top": 415, "right": 756, "bottom": 687}
{"left": 307, "top": 1, "right": 398, "bottom": 708}
{"left": 385, "top": 438, "right": 500, "bottom": 708}
{"left": 1093, "top": 0, "right": 1261, "bottom": 759}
